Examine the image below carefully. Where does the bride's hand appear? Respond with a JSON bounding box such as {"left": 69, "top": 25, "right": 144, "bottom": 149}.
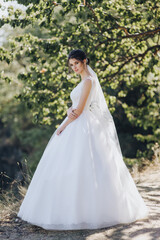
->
{"left": 67, "top": 107, "right": 72, "bottom": 117}
{"left": 67, "top": 107, "right": 78, "bottom": 119}
{"left": 56, "top": 125, "right": 65, "bottom": 136}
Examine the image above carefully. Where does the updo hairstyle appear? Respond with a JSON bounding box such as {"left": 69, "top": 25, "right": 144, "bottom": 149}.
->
{"left": 67, "top": 49, "right": 90, "bottom": 71}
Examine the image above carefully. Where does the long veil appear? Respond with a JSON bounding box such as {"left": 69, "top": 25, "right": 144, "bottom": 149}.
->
{"left": 87, "top": 65, "right": 113, "bottom": 122}
{"left": 87, "top": 64, "right": 123, "bottom": 156}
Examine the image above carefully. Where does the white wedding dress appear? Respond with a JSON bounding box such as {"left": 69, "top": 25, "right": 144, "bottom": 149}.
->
{"left": 17, "top": 75, "right": 149, "bottom": 230}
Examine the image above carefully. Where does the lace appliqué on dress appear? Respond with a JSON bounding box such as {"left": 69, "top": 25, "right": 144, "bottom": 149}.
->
{"left": 89, "top": 101, "right": 113, "bottom": 122}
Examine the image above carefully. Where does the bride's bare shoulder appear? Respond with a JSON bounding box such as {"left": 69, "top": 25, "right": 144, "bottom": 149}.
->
{"left": 83, "top": 75, "right": 93, "bottom": 82}
{"left": 83, "top": 78, "right": 92, "bottom": 85}
{"left": 82, "top": 78, "right": 92, "bottom": 91}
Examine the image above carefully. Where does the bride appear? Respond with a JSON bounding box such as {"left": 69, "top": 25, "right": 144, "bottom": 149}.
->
{"left": 17, "top": 49, "right": 149, "bottom": 230}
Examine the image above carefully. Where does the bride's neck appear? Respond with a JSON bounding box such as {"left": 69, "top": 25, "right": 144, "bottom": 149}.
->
{"left": 80, "top": 68, "right": 91, "bottom": 81}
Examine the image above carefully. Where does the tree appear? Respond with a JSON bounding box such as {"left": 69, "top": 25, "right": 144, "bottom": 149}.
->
{"left": 0, "top": 24, "right": 54, "bottom": 183}
{"left": 0, "top": 0, "right": 159, "bottom": 159}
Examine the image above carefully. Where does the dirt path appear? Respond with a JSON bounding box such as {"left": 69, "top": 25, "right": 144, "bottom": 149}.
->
{"left": 0, "top": 161, "right": 160, "bottom": 240}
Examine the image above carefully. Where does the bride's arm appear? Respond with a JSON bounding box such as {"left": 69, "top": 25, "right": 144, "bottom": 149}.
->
{"left": 69, "top": 78, "right": 92, "bottom": 119}
{"left": 67, "top": 105, "right": 77, "bottom": 119}
{"left": 73, "top": 78, "right": 92, "bottom": 115}
{"left": 60, "top": 79, "right": 92, "bottom": 129}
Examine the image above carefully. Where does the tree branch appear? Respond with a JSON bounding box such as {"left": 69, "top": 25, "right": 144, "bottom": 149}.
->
{"left": 115, "top": 22, "right": 130, "bottom": 36}
{"left": 121, "top": 27, "right": 160, "bottom": 39}
{"left": 96, "top": 28, "right": 160, "bottom": 47}
{"left": 106, "top": 45, "right": 160, "bottom": 80}
{"left": 96, "top": 27, "right": 160, "bottom": 47}
{"left": 86, "top": 2, "right": 103, "bottom": 32}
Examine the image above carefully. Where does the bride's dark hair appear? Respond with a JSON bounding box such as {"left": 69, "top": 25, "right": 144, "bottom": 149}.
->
{"left": 67, "top": 49, "right": 90, "bottom": 67}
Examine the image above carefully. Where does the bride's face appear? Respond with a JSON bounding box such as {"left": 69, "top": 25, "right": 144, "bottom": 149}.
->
{"left": 69, "top": 58, "right": 85, "bottom": 74}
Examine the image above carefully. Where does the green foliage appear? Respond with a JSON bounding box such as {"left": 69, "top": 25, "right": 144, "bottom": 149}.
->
{"left": 0, "top": 0, "right": 160, "bottom": 159}
{"left": 0, "top": 68, "right": 54, "bottom": 173}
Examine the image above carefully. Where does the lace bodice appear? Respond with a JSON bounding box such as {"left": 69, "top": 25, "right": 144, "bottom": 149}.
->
{"left": 70, "top": 76, "right": 94, "bottom": 111}
{"left": 70, "top": 76, "right": 113, "bottom": 122}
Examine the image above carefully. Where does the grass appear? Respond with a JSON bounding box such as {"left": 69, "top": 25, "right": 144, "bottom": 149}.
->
{"left": 0, "top": 180, "right": 28, "bottom": 221}
{"left": 0, "top": 159, "right": 31, "bottom": 221}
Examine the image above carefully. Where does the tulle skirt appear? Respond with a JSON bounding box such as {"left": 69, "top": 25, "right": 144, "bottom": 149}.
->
{"left": 17, "top": 109, "right": 149, "bottom": 230}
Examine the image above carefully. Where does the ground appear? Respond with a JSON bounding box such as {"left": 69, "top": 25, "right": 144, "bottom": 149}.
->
{"left": 0, "top": 160, "right": 160, "bottom": 240}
